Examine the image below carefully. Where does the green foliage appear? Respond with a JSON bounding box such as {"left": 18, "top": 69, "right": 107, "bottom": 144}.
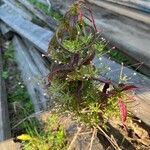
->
{"left": 2, "top": 71, "right": 9, "bottom": 79}
{"left": 67, "top": 65, "right": 99, "bottom": 81}
{"left": 28, "top": 0, "right": 62, "bottom": 21}
{"left": 47, "top": 2, "right": 129, "bottom": 130}
{"left": 23, "top": 114, "right": 67, "bottom": 150}
{"left": 3, "top": 43, "right": 14, "bottom": 62}
{"left": 63, "top": 34, "right": 92, "bottom": 53}
{"left": 109, "top": 50, "right": 131, "bottom": 65}
{"left": 78, "top": 102, "right": 101, "bottom": 126}
{"left": 22, "top": 2, "right": 134, "bottom": 149}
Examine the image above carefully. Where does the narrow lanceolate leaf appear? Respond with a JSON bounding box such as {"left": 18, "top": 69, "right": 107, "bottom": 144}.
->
{"left": 69, "top": 53, "right": 80, "bottom": 66}
{"left": 48, "top": 61, "right": 76, "bottom": 82}
{"left": 17, "top": 134, "right": 31, "bottom": 141}
{"left": 118, "top": 99, "right": 128, "bottom": 131}
{"left": 80, "top": 51, "right": 95, "bottom": 66}
{"left": 76, "top": 81, "right": 83, "bottom": 102}
{"left": 78, "top": 9, "right": 83, "bottom": 25}
{"left": 121, "top": 85, "right": 139, "bottom": 92}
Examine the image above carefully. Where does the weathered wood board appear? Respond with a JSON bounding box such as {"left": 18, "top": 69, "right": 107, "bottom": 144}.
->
{"left": 0, "top": 139, "right": 21, "bottom": 150}
{"left": 3, "top": 0, "right": 32, "bottom": 21}
{"left": 0, "top": 4, "right": 54, "bottom": 53}
{"left": 94, "top": 57, "right": 150, "bottom": 125}
{"left": 0, "top": 22, "right": 13, "bottom": 40}
{"left": 16, "top": 0, "right": 57, "bottom": 30}
{"left": 87, "top": 0, "right": 150, "bottom": 24}
{"left": 105, "top": 0, "right": 150, "bottom": 13}
{"left": 0, "top": 43, "right": 11, "bottom": 141}
{"left": 12, "top": 36, "right": 50, "bottom": 112}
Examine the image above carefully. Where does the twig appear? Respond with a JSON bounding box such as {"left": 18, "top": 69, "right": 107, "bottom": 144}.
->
{"left": 67, "top": 126, "right": 83, "bottom": 150}
{"left": 12, "top": 111, "right": 43, "bottom": 129}
{"left": 107, "top": 62, "right": 143, "bottom": 74}
{"left": 79, "top": 131, "right": 92, "bottom": 135}
{"left": 88, "top": 127, "right": 97, "bottom": 150}
{"left": 97, "top": 125, "right": 121, "bottom": 150}
{"left": 119, "top": 62, "right": 124, "bottom": 84}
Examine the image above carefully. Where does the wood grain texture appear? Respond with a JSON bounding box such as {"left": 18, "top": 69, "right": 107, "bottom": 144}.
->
{"left": 13, "top": 36, "right": 47, "bottom": 112}
{"left": 0, "top": 4, "right": 54, "bottom": 53}
{"left": 16, "top": 0, "right": 57, "bottom": 31}
{"left": 105, "top": 0, "right": 150, "bottom": 13}
{"left": 0, "top": 139, "right": 21, "bottom": 150}
{"left": 0, "top": 38, "right": 11, "bottom": 141}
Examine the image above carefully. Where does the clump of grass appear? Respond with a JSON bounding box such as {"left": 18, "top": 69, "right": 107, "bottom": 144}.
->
{"left": 19, "top": 114, "right": 67, "bottom": 150}
{"left": 109, "top": 50, "right": 131, "bottom": 65}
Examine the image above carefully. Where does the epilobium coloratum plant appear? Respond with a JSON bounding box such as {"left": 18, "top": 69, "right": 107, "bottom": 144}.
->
{"left": 47, "top": 1, "right": 138, "bottom": 130}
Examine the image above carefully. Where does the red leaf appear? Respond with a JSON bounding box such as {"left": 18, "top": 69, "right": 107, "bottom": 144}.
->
{"left": 118, "top": 99, "right": 128, "bottom": 132}
{"left": 121, "top": 85, "right": 139, "bottom": 92}
{"left": 78, "top": 10, "right": 83, "bottom": 24}
{"left": 118, "top": 100, "right": 127, "bottom": 123}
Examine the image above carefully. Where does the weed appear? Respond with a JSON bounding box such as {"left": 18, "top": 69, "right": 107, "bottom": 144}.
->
{"left": 47, "top": 1, "right": 137, "bottom": 132}
{"left": 109, "top": 50, "right": 131, "bottom": 65}
{"left": 20, "top": 114, "right": 67, "bottom": 150}
{"left": 2, "top": 70, "right": 9, "bottom": 79}
{"left": 20, "top": 1, "right": 137, "bottom": 149}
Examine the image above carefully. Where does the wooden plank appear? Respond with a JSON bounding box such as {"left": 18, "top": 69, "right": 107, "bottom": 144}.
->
{"left": 0, "top": 4, "right": 54, "bottom": 53}
{"left": 3, "top": 0, "right": 49, "bottom": 27}
{"left": 3, "top": 0, "right": 32, "bottom": 20}
{"left": 0, "top": 37, "right": 11, "bottom": 141}
{"left": 0, "top": 21, "right": 13, "bottom": 40}
{"left": 16, "top": 0, "right": 57, "bottom": 31}
{"left": 23, "top": 39, "right": 50, "bottom": 77}
{"left": 0, "top": 139, "right": 21, "bottom": 150}
{"left": 87, "top": 0, "right": 150, "bottom": 24}
{"left": 105, "top": 0, "right": 150, "bottom": 13}
{"left": 12, "top": 36, "right": 50, "bottom": 112}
